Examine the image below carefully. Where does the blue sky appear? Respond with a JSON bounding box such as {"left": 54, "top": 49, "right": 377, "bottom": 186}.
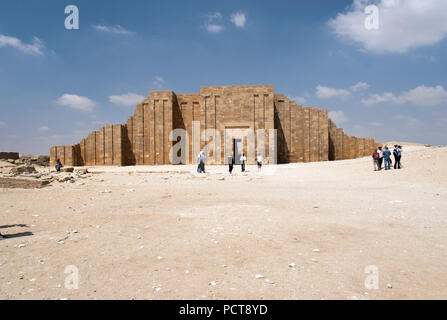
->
{"left": 1, "top": 0, "right": 446, "bottom": 154}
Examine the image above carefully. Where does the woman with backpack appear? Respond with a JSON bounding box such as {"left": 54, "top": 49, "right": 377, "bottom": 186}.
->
{"left": 372, "top": 149, "right": 379, "bottom": 171}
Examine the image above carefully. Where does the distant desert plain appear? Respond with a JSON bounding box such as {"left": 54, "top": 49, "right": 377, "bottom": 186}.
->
{"left": 1, "top": 143, "right": 446, "bottom": 300}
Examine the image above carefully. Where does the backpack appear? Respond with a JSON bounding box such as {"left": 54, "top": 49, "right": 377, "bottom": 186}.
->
{"left": 373, "top": 151, "right": 379, "bottom": 159}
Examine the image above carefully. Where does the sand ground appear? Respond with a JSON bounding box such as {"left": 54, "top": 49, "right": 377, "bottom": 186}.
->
{"left": 1, "top": 144, "right": 447, "bottom": 300}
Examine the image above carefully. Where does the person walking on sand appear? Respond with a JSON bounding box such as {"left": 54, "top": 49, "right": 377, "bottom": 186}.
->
{"left": 372, "top": 149, "right": 379, "bottom": 171}
{"left": 257, "top": 154, "right": 263, "bottom": 172}
{"left": 228, "top": 153, "right": 234, "bottom": 174}
{"left": 394, "top": 145, "right": 402, "bottom": 169}
{"left": 377, "top": 146, "right": 384, "bottom": 170}
{"left": 240, "top": 152, "right": 247, "bottom": 172}
{"left": 197, "top": 151, "right": 206, "bottom": 173}
{"left": 383, "top": 146, "right": 392, "bottom": 170}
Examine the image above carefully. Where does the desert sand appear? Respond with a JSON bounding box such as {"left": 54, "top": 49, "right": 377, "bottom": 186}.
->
{"left": 1, "top": 144, "right": 446, "bottom": 300}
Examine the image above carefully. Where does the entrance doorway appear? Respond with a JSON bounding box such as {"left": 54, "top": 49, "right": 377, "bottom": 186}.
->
{"left": 233, "top": 139, "right": 242, "bottom": 165}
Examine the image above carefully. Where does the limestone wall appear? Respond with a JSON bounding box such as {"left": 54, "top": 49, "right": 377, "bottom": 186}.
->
{"left": 275, "top": 100, "right": 329, "bottom": 163}
{"left": 50, "top": 85, "right": 379, "bottom": 167}
{"left": 201, "top": 85, "right": 275, "bottom": 164}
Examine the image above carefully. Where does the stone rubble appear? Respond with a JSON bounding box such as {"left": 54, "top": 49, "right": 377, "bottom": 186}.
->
{"left": 0, "top": 157, "right": 92, "bottom": 189}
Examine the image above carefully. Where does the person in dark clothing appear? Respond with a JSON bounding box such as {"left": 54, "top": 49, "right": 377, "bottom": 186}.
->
{"left": 197, "top": 151, "right": 206, "bottom": 173}
{"left": 228, "top": 154, "right": 234, "bottom": 174}
{"left": 393, "top": 145, "right": 402, "bottom": 169}
{"left": 393, "top": 144, "right": 397, "bottom": 169}
{"left": 55, "top": 159, "right": 63, "bottom": 172}
{"left": 383, "top": 146, "right": 392, "bottom": 170}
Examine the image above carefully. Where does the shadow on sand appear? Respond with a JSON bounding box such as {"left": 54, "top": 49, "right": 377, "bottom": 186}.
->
{"left": 0, "top": 224, "right": 32, "bottom": 240}
{"left": 1, "top": 231, "right": 34, "bottom": 239}
{"left": 0, "top": 224, "right": 29, "bottom": 229}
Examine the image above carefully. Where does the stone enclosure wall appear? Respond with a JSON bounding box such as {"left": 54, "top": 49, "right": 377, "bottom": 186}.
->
{"left": 50, "top": 85, "right": 379, "bottom": 166}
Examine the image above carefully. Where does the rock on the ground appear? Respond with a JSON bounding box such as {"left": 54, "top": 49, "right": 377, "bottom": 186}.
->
{"left": 0, "top": 177, "right": 50, "bottom": 189}
{"left": 0, "top": 152, "right": 19, "bottom": 160}
{"left": 75, "top": 168, "right": 88, "bottom": 175}
{"left": 19, "top": 155, "right": 50, "bottom": 167}
{"left": 9, "top": 165, "right": 37, "bottom": 175}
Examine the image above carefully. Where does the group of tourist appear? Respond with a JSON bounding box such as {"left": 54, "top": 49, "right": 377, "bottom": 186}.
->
{"left": 49, "top": 147, "right": 403, "bottom": 180}
{"left": 372, "top": 145, "right": 403, "bottom": 171}
{"left": 197, "top": 151, "right": 263, "bottom": 174}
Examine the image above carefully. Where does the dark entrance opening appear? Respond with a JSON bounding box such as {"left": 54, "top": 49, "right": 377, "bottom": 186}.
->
{"left": 233, "top": 138, "right": 242, "bottom": 165}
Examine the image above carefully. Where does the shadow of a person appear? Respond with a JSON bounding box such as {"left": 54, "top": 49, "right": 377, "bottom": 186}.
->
{"left": 0, "top": 224, "right": 29, "bottom": 229}
{"left": 0, "top": 224, "right": 32, "bottom": 239}
{"left": 1, "top": 231, "right": 33, "bottom": 239}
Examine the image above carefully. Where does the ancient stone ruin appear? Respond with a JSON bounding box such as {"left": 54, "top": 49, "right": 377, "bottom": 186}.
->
{"left": 50, "top": 85, "right": 379, "bottom": 166}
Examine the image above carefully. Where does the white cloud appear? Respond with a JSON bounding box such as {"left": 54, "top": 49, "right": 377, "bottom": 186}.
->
{"left": 109, "top": 93, "right": 145, "bottom": 107}
{"left": 392, "top": 115, "right": 421, "bottom": 126}
{"left": 368, "top": 121, "right": 384, "bottom": 127}
{"left": 351, "top": 81, "right": 370, "bottom": 92}
{"left": 92, "top": 120, "right": 107, "bottom": 126}
{"left": 316, "top": 85, "right": 351, "bottom": 99}
{"left": 56, "top": 94, "right": 96, "bottom": 112}
{"left": 361, "top": 92, "right": 396, "bottom": 105}
{"left": 151, "top": 76, "right": 166, "bottom": 90}
{"left": 362, "top": 85, "right": 447, "bottom": 106}
{"left": 329, "top": 0, "right": 447, "bottom": 54}
{"left": 290, "top": 96, "right": 307, "bottom": 105}
{"left": 204, "top": 12, "right": 224, "bottom": 33}
{"left": 231, "top": 12, "right": 246, "bottom": 28}
{"left": 0, "top": 121, "right": 6, "bottom": 127}
{"left": 400, "top": 85, "right": 447, "bottom": 106}
{"left": 206, "top": 24, "right": 224, "bottom": 33}
{"left": 93, "top": 25, "right": 135, "bottom": 35}
{"left": 328, "top": 110, "right": 348, "bottom": 125}
{"left": 38, "top": 126, "right": 50, "bottom": 132}
{"left": 0, "top": 34, "right": 44, "bottom": 55}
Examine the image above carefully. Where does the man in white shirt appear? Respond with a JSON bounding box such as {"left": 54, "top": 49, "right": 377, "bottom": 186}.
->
{"left": 257, "top": 154, "right": 263, "bottom": 172}
{"left": 240, "top": 153, "right": 247, "bottom": 172}
{"left": 377, "top": 146, "right": 384, "bottom": 170}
